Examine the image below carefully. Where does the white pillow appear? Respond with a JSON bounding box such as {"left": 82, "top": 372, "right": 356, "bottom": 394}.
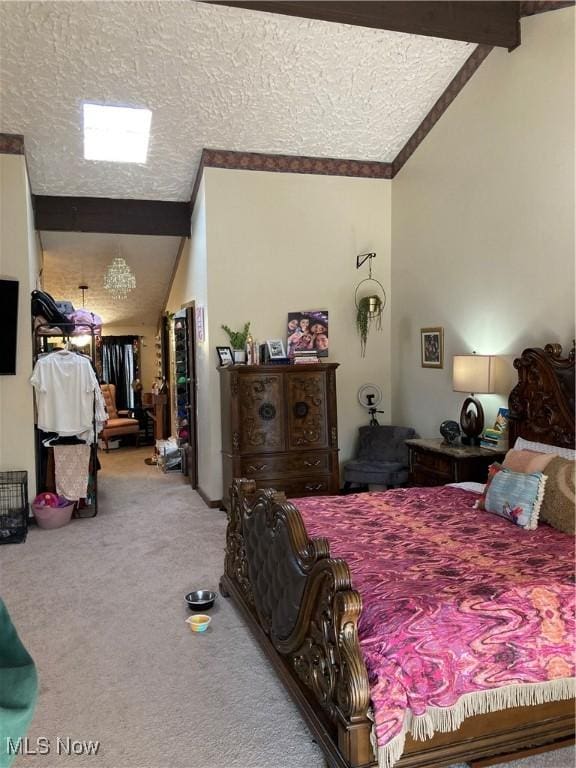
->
{"left": 514, "top": 437, "right": 575, "bottom": 460}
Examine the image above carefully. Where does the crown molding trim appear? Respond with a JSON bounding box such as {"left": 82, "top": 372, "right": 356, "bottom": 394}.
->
{"left": 189, "top": 148, "right": 393, "bottom": 216}
{"left": 202, "top": 149, "right": 393, "bottom": 179}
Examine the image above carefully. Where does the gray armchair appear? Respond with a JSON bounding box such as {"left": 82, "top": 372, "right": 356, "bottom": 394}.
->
{"left": 343, "top": 425, "right": 417, "bottom": 492}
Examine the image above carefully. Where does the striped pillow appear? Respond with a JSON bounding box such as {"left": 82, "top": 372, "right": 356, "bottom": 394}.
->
{"left": 475, "top": 463, "right": 546, "bottom": 530}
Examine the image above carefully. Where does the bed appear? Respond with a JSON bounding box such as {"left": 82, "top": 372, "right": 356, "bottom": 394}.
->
{"left": 220, "top": 342, "right": 575, "bottom": 768}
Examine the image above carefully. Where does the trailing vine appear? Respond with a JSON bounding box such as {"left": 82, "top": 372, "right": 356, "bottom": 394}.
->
{"left": 356, "top": 296, "right": 382, "bottom": 356}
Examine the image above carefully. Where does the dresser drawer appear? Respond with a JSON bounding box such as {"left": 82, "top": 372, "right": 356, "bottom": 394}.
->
{"left": 411, "top": 467, "right": 448, "bottom": 487}
{"left": 259, "top": 475, "right": 333, "bottom": 498}
{"left": 241, "top": 452, "right": 331, "bottom": 479}
{"left": 412, "top": 450, "right": 453, "bottom": 479}
{"left": 406, "top": 439, "right": 506, "bottom": 488}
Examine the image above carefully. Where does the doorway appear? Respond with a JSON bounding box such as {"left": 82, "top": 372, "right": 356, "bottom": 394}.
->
{"left": 101, "top": 335, "right": 138, "bottom": 410}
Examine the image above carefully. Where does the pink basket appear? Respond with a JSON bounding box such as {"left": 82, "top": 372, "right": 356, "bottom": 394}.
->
{"left": 32, "top": 501, "right": 75, "bottom": 529}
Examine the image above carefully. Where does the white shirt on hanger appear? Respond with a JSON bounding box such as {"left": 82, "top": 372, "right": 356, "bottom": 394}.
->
{"left": 31, "top": 350, "right": 102, "bottom": 438}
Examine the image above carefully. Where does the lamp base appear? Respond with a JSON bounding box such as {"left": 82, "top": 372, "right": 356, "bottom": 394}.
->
{"left": 459, "top": 396, "right": 485, "bottom": 446}
{"left": 461, "top": 435, "right": 481, "bottom": 447}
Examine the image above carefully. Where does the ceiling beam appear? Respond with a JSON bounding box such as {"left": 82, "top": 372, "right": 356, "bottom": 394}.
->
{"left": 0, "top": 133, "right": 25, "bottom": 155}
{"left": 520, "top": 1, "right": 574, "bottom": 16}
{"left": 34, "top": 196, "right": 191, "bottom": 237}
{"left": 205, "top": 1, "right": 522, "bottom": 48}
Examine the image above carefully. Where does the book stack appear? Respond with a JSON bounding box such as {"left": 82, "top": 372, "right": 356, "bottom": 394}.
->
{"left": 480, "top": 407, "right": 510, "bottom": 451}
{"left": 293, "top": 350, "right": 319, "bottom": 365}
{"left": 480, "top": 429, "right": 508, "bottom": 451}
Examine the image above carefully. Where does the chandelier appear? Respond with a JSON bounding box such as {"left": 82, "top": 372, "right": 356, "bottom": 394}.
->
{"left": 103, "top": 256, "right": 136, "bottom": 299}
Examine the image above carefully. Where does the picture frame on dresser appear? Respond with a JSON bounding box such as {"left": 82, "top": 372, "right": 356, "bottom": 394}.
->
{"left": 216, "top": 346, "right": 233, "bottom": 366}
{"left": 266, "top": 339, "right": 286, "bottom": 359}
{"left": 421, "top": 326, "right": 444, "bottom": 368}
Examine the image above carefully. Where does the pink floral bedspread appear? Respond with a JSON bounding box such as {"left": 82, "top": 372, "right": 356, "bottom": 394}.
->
{"left": 295, "top": 487, "right": 575, "bottom": 754}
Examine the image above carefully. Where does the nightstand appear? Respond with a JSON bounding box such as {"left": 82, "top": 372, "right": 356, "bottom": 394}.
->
{"left": 405, "top": 438, "right": 506, "bottom": 486}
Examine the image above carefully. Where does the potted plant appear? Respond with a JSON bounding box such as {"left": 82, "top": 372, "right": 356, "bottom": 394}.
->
{"left": 356, "top": 295, "right": 382, "bottom": 356}
{"left": 222, "top": 322, "right": 251, "bottom": 363}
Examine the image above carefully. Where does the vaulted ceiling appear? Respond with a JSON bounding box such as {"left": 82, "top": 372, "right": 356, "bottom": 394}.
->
{"left": 0, "top": 0, "right": 475, "bottom": 202}
{"left": 3, "top": 1, "right": 565, "bottom": 328}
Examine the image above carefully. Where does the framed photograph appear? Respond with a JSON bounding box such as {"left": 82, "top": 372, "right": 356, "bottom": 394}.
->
{"left": 266, "top": 339, "right": 286, "bottom": 359}
{"left": 421, "top": 327, "right": 443, "bottom": 368}
{"left": 216, "top": 346, "right": 233, "bottom": 366}
{"left": 286, "top": 310, "right": 329, "bottom": 358}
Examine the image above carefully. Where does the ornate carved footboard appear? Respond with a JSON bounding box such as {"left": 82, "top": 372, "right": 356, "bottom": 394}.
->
{"left": 220, "top": 479, "right": 375, "bottom": 768}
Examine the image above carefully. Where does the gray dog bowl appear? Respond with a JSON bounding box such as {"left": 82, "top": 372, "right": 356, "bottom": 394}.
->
{"left": 185, "top": 590, "right": 217, "bottom": 611}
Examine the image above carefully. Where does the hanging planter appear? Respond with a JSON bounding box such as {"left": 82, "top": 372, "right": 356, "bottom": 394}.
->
{"left": 356, "top": 294, "right": 383, "bottom": 356}
{"left": 354, "top": 252, "right": 386, "bottom": 357}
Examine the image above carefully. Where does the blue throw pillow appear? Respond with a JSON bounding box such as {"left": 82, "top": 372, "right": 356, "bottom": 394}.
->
{"left": 483, "top": 466, "right": 547, "bottom": 530}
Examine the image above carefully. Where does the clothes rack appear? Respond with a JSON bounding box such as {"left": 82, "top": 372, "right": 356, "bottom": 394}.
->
{"left": 33, "top": 322, "right": 101, "bottom": 517}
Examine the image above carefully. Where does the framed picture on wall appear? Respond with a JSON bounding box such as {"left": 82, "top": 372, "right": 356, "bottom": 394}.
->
{"left": 421, "top": 327, "right": 443, "bottom": 368}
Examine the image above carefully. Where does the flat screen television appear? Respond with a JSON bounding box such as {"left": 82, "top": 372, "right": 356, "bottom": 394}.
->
{"left": 0, "top": 279, "right": 19, "bottom": 375}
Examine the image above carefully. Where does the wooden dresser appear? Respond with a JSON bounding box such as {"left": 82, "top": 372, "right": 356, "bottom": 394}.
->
{"left": 219, "top": 363, "right": 339, "bottom": 508}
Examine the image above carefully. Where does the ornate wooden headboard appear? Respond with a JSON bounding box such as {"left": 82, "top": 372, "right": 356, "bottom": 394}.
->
{"left": 508, "top": 342, "right": 575, "bottom": 449}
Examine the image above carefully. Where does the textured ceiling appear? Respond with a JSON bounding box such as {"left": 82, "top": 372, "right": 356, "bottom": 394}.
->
{"left": 41, "top": 232, "right": 180, "bottom": 327}
{"left": 0, "top": 1, "right": 473, "bottom": 201}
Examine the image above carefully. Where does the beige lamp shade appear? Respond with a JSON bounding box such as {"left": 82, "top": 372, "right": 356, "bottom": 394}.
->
{"left": 453, "top": 355, "right": 496, "bottom": 394}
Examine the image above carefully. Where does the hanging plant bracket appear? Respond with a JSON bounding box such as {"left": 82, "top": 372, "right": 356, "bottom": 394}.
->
{"left": 356, "top": 251, "right": 376, "bottom": 270}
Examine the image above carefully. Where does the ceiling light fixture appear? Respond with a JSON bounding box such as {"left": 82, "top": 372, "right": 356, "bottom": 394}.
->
{"left": 104, "top": 251, "right": 136, "bottom": 299}
{"left": 79, "top": 284, "right": 88, "bottom": 307}
{"left": 70, "top": 284, "right": 92, "bottom": 347}
{"left": 83, "top": 103, "right": 152, "bottom": 163}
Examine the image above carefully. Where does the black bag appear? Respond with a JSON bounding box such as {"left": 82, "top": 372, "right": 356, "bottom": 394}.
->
{"left": 31, "top": 290, "right": 68, "bottom": 325}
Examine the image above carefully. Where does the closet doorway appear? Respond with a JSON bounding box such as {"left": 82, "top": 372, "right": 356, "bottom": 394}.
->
{"left": 101, "top": 335, "right": 139, "bottom": 410}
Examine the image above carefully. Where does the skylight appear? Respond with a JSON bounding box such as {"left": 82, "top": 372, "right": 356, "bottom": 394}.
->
{"left": 83, "top": 103, "right": 152, "bottom": 163}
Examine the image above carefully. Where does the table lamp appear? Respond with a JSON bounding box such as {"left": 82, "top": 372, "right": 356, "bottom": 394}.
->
{"left": 452, "top": 354, "right": 496, "bottom": 445}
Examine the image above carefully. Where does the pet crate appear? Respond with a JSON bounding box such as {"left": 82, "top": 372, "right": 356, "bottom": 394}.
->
{"left": 0, "top": 470, "right": 28, "bottom": 544}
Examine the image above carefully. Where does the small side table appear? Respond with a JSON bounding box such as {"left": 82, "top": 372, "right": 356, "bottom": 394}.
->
{"left": 405, "top": 438, "right": 506, "bottom": 486}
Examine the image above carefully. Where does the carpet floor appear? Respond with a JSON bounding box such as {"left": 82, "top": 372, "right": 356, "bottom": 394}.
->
{"left": 0, "top": 447, "right": 573, "bottom": 768}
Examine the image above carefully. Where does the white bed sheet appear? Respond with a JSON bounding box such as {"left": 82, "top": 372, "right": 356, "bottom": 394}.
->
{"left": 446, "top": 481, "right": 485, "bottom": 494}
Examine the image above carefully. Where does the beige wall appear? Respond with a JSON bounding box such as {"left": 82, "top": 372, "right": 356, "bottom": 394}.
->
{"left": 168, "top": 170, "right": 392, "bottom": 502}
{"left": 391, "top": 8, "right": 575, "bottom": 438}
{"left": 0, "top": 153, "right": 41, "bottom": 498}
{"left": 166, "top": 179, "right": 210, "bottom": 492}
{"left": 102, "top": 324, "right": 158, "bottom": 392}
